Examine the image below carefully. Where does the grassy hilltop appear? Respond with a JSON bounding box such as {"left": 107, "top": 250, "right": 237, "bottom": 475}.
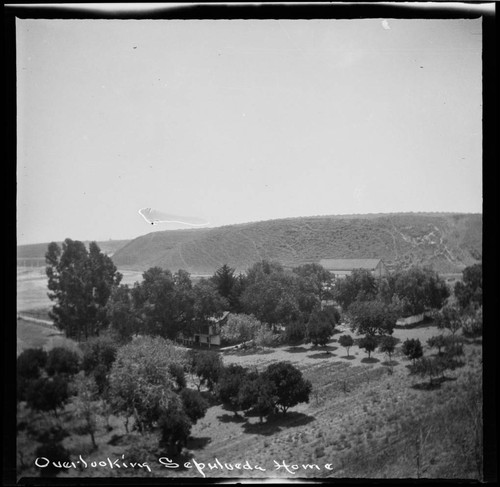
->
{"left": 111, "top": 213, "right": 482, "bottom": 275}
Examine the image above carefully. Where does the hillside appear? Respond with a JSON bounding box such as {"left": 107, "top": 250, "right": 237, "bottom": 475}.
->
{"left": 111, "top": 213, "right": 482, "bottom": 275}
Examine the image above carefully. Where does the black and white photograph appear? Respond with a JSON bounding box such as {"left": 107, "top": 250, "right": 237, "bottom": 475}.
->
{"left": 10, "top": 2, "right": 495, "bottom": 484}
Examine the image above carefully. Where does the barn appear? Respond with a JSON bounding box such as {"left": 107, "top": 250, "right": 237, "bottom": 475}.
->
{"left": 319, "top": 258, "right": 388, "bottom": 278}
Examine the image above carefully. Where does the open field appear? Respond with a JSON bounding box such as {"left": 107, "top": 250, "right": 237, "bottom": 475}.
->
{"left": 16, "top": 267, "right": 144, "bottom": 312}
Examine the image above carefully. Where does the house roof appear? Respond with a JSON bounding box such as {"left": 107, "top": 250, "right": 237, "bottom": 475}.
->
{"left": 319, "top": 259, "right": 382, "bottom": 271}
{"left": 207, "top": 311, "right": 230, "bottom": 323}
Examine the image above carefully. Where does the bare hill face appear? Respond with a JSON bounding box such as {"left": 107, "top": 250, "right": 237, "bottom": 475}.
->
{"left": 111, "top": 213, "right": 482, "bottom": 275}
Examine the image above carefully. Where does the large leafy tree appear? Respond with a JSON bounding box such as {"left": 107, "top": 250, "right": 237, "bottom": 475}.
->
{"left": 45, "top": 239, "right": 122, "bottom": 340}
{"left": 347, "top": 300, "right": 397, "bottom": 336}
{"left": 334, "top": 269, "right": 377, "bottom": 310}
{"left": 129, "top": 267, "right": 195, "bottom": 339}
{"left": 241, "top": 261, "right": 302, "bottom": 327}
{"left": 108, "top": 336, "right": 186, "bottom": 433}
{"left": 391, "top": 267, "right": 449, "bottom": 315}
{"left": 191, "top": 278, "right": 228, "bottom": 334}
{"left": 292, "top": 263, "right": 334, "bottom": 313}
{"left": 306, "top": 309, "right": 335, "bottom": 348}
{"left": 263, "top": 362, "right": 312, "bottom": 414}
{"left": 454, "top": 263, "right": 482, "bottom": 310}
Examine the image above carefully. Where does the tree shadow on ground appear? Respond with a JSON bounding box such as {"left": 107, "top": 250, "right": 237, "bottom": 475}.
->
{"left": 242, "top": 412, "right": 315, "bottom": 436}
{"left": 285, "top": 346, "right": 309, "bottom": 353}
{"left": 361, "top": 357, "right": 380, "bottom": 364}
{"left": 187, "top": 436, "right": 211, "bottom": 450}
{"left": 307, "top": 352, "right": 337, "bottom": 359}
{"left": 340, "top": 355, "right": 356, "bottom": 360}
{"left": 411, "top": 376, "right": 457, "bottom": 391}
{"left": 217, "top": 412, "right": 247, "bottom": 423}
{"left": 311, "top": 344, "right": 338, "bottom": 352}
{"left": 382, "top": 360, "right": 399, "bottom": 367}
{"left": 255, "top": 348, "right": 274, "bottom": 355}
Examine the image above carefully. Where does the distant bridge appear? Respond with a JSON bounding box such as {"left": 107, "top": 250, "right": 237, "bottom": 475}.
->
{"left": 17, "top": 257, "right": 46, "bottom": 267}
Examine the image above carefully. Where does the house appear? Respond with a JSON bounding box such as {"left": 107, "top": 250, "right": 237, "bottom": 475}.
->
{"left": 178, "top": 311, "right": 230, "bottom": 348}
{"left": 319, "top": 258, "right": 388, "bottom": 279}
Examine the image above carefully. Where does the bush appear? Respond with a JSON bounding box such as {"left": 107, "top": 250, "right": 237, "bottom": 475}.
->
{"left": 254, "top": 326, "right": 279, "bottom": 347}
{"left": 46, "top": 347, "right": 80, "bottom": 377}
{"left": 216, "top": 364, "right": 248, "bottom": 416}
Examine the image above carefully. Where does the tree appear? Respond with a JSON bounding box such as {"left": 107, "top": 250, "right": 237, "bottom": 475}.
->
{"left": 192, "top": 278, "right": 228, "bottom": 335}
{"left": 402, "top": 338, "right": 423, "bottom": 364}
{"left": 239, "top": 373, "right": 277, "bottom": 423}
{"left": 211, "top": 264, "right": 244, "bottom": 312}
{"left": 45, "top": 347, "right": 80, "bottom": 377}
{"left": 358, "top": 335, "right": 377, "bottom": 359}
{"left": 392, "top": 267, "right": 449, "bottom": 316}
{"left": 427, "top": 335, "right": 447, "bottom": 355}
{"left": 347, "top": 300, "right": 397, "bottom": 336}
{"left": 338, "top": 334, "right": 354, "bottom": 357}
{"left": 17, "top": 348, "right": 49, "bottom": 401}
{"left": 436, "top": 305, "right": 462, "bottom": 337}
{"left": 129, "top": 267, "right": 195, "bottom": 340}
{"left": 379, "top": 335, "right": 398, "bottom": 363}
{"left": 454, "top": 263, "right": 482, "bottom": 310}
{"left": 105, "top": 284, "right": 139, "bottom": 342}
{"left": 409, "top": 357, "right": 444, "bottom": 386}
{"left": 17, "top": 348, "right": 48, "bottom": 379}
{"left": 108, "top": 336, "right": 186, "bottom": 433}
{"left": 179, "top": 388, "right": 209, "bottom": 424}
{"left": 216, "top": 364, "right": 248, "bottom": 416}
{"left": 306, "top": 310, "right": 335, "bottom": 348}
{"left": 462, "top": 306, "right": 482, "bottom": 339}
{"left": 81, "top": 335, "right": 118, "bottom": 394}
{"left": 157, "top": 391, "right": 192, "bottom": 455}
{"left": 241, "top": 261, "right": 302, "bottom": 327}
{"left": 45, "top": 239, "right": 122, "bottom": 340}
{"left": 292, "top": 263, "right": 334, "bottom": 312}
{"left": 263, "top": 362, "right": 312, "bottom": 414}
{"left": 187, "top": 350, "right": 224, "bottom": 392}
{"left": 220, "top": 313, "right": 261, "bottom": 346}
{"left": 71, "top": 374, "right": 101, "bottom": 450}
{"left": 26, "top": 375, "right": 70, "bottom": 418}
{"left": 284, "top": 320, "right": 307, "bottom": 345}
{"left": 334, "top": 269, "right": 377, "bottom": 309}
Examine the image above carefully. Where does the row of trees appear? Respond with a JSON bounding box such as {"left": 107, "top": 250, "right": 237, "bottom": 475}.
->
{"left": 45, "top": 240, "right": 336, "bottom": 343}
{"left": 45, "top": 239, "right": 481, "bottom": 350}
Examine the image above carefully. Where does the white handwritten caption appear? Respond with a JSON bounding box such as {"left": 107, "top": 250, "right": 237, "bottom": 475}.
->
{"left": 35, "top": 456, "right": 337, "bottom": 477}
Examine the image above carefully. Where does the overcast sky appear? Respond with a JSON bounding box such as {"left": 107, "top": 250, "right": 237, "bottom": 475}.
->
{"left": 17, "top": 17, "right": 482, "bottom": 245}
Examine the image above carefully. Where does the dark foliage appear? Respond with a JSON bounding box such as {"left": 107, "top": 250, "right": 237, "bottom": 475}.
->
{"left": 45, "top": 347, "right": 80, "bottom": 377}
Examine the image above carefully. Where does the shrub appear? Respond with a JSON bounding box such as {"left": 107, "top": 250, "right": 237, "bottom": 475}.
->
{"left": 378, "top": 336, "right": 398, "bottom": 362}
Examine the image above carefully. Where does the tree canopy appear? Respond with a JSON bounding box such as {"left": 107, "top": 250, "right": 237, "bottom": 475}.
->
{"left": 46, "top": 239, "right": 122, "bottom": 340}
